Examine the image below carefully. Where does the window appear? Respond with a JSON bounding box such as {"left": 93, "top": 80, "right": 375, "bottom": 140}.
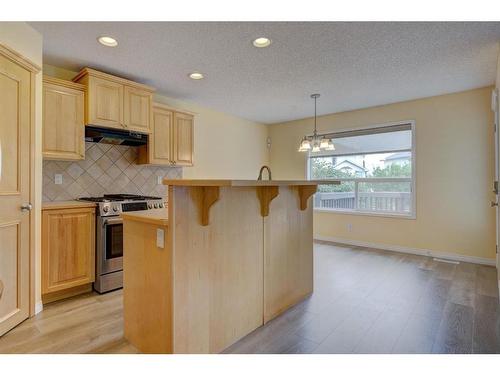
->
{"left": 308, "top": 122, "right": 415, "bottom": 217}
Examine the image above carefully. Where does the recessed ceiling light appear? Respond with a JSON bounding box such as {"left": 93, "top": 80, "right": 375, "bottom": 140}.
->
{"left": 189, "top": 72, "right": 204, "bottom": 80}
{"left": 252, "top": 37, "right": 272, "bottom": 48}
{"left": 98, "top": 36, "right": 118, "bottom": 47}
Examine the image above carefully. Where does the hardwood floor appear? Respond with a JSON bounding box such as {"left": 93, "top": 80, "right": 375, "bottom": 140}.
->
{"left": 1, "top": 242, "right": 498, "bottom": 354}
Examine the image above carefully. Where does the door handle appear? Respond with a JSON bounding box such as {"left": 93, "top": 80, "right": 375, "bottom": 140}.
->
{"left": 491, "top": 201, "right": 498, "bottom": 207}
{"left": 20, "top": 203, "right": 33, "bottom": 212}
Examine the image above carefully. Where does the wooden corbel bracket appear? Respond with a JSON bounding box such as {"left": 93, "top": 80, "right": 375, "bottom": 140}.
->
{"left": 297, "top": 185, "right": 317, "bottom": 211}
{"left": 194, "top": 186, "right": 220, "bottom": 226}
{"left": 256, "top": 186, "right": 279, "bottom": 217}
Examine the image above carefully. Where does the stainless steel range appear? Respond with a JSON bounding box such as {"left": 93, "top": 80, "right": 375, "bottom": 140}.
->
{"left": 78, "top": 194, "right": 166, "bottom": 293}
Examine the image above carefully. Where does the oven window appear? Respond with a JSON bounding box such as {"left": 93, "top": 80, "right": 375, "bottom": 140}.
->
{"left": 105, "top": 223, "right": 123, "bottom": 259}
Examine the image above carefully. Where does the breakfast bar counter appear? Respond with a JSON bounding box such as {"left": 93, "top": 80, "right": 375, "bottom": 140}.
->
{"left": 123, "top": 179, "right": 337, "bottom": 354}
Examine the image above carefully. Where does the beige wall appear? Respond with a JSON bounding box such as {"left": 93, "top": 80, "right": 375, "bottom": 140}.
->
{"left": 0, "top": 22, "right": 43, "bottom": 311}
{"left": 43, "top": 64, "right": 269, "bottom": 180}
{"left": 269, "top": 87, "right": 496, "bottom": 261}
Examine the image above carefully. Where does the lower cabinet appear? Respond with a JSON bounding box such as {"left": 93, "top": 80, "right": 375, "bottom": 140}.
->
{"left": 42, "top": 206, "right": 95, "bottom": 303}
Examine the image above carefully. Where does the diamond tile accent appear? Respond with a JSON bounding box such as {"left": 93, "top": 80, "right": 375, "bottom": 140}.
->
{"left": 123, "top": 164, "right": 139, "bottom": 179}
{"left": 43, "top": 143, "right": 182, "bottom": 201}
{"left": 95, "top": 154, "right": 113, "bottom": 171}
{"left": 66, "top": 163, "right": 85, "bottom": 179}
{"left": 86, "top": 144, "right": 104, "bottom": 161}
{"left": 87, "top": 163, "right": 104, "bottom": 180}
{"left": 115, "top": 155, "right": 130, "bottom": 171}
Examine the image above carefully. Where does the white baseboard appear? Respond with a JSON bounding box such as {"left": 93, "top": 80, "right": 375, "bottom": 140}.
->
{"left": 315, "top": 235, "right": 497, "bottom": 266}
{"left": 34, "top": 300, "right": 43, "bottom": 315}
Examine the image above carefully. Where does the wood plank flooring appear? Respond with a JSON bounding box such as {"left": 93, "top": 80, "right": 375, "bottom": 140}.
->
{"left": 1, "top": 242, "right": 498, "bottom": 354}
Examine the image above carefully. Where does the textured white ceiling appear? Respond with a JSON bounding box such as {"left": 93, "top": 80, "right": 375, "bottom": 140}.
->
{"left": 31, "top": 22, "right": 500, "bottom": 124}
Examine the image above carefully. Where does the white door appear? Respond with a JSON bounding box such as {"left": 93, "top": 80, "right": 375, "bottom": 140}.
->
{"left": 0, "top": 46, "right": 35, "bottom": 336}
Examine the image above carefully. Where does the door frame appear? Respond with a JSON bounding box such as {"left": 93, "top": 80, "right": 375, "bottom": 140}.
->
{"left": 493, "top": 88, "right": 500, "bottom": 288}
{"left": 0, "top": 43, "right": 40, "bottom": 318}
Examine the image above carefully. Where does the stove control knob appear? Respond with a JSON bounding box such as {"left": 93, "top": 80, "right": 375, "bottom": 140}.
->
{"left": 154, "top": 203, "right": 159, "bottom": 208}
{"left": 159, "top": 203, "right": 164, "bottom": 208}
{"left": 148, "top": 203, "right": 153, "bottom": 209}
{"left": 112, "top": 206, "right": 118, "bottom": 212}
{"left": 102, "top": 206, "right": 109, "bottom": 213}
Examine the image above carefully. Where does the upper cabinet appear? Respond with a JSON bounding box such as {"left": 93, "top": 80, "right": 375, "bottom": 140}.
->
{"left": 73, "top": 68, "right": 154, "bottom": 133}
{"left": 88, "top": 75, "right": 123, "bottom": 128}
{"left": 43, "top": 76, "right": 85, "bottom": 160}
{"left": 173, "top": 111, "right": 194, "bottom": 166}
{"left": 138, "top": 103, "right": 194, "bottom": 166}
{"left": 138, "top": 103, "right": 174, "bottom": 165}
{"left": 124, "top": 86, "right": 152, "bottom": 132}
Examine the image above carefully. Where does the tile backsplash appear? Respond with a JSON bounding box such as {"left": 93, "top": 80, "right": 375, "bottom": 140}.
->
{"left": 42, "top": 142, "right": 182, "bottom": 202}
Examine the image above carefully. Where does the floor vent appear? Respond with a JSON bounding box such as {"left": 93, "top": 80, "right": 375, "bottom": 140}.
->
{"left": 433, "top": 257, "right": 459, "bottom": 264}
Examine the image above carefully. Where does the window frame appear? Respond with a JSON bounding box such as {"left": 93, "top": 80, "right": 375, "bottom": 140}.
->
{"left": 306, "top": 120, "right": 416, "bottom": 219}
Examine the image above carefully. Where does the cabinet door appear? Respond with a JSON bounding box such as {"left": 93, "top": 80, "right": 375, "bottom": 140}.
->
{"left": 42, "top": 208, "right": 95, "bottom": 295}
{"left": 43, "top": 80, "right": 84, "bottom": 160}
{"left": 124, "top": 86, "right": 152, "bottom": 133}
{"left": 173, "top": 112, "right": 194, "bottom": 166}
{"left": 149, "top": 106, "right": 173, "bottom": 164}
{"left": 88, "top": 76, "right": 123, "bottom": 129}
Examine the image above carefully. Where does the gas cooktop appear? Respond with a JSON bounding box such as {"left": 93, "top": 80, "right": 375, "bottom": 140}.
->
{"left": 79, "top": 194, "right": 166, "bottom": 217}
{"left": 78, "top": 194, "right": 162, "bottom": 203}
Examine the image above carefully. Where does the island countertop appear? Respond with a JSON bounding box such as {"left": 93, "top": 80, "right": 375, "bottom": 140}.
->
{"left": 162, "top": 179, "right": 340, "bottom": 186}
{"left": 121, "top": 209, "right": 168, "bottom": 226}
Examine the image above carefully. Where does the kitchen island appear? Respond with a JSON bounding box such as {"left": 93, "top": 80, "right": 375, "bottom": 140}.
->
{"left": 122, "top": 179, "right": 333, "bottom": 354}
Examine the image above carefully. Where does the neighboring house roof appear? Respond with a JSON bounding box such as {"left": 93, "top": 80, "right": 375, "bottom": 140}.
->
{"left": 332, "top": 160, "right": 367, "bottom": 173}
{"left": 383, "top": 151, "right": 411, "bottom": 161}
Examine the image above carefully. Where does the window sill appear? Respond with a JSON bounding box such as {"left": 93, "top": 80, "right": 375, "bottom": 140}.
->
{"left": 313, "top": 208, "right": 416, "bottom": 220}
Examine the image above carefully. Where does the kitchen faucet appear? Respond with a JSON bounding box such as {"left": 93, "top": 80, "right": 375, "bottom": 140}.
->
{"left": 258, "top": 165, "right": 272, "bottom": 181}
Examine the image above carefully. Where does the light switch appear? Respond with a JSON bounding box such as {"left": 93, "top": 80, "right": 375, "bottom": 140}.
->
{"left": 156, "top": 228, "right": 165, "bottom": 249}
{"left": 157, "top": 176, "right": 162, "bottom": 185}
{"left": 54, "top": 174, "right": 63, "bottom": 185}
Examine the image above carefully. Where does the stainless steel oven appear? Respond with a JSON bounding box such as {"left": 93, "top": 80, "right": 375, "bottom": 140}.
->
{"left": 95, "top": 216, "right": 124, "bottom": 292}
{"left": 79, "top": 194, "right": 166, "bottom": 293}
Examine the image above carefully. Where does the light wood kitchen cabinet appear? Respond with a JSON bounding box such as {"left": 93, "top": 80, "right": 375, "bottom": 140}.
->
{"left": 87, "top": 75, "right": 123, "bottom": 129}
{"left": 138, "top": 103, "right": 174, "bottom": 164}
{"left": 138, "top": 104, "right": 194, "bottom": 166}
{"left": 173, "top": 111, "right": 194, "bottom": 166}
{"left": 42, "top": 205, "right": 96, "bottom": 303}
{"left": 124, "top": 85, "right": 152, "bottom": 132}
{"left": 42, "top": 76, "right": 85, "bottom": 160}
{"left": 73, "top": 68, "right": 153, "bottom": 133}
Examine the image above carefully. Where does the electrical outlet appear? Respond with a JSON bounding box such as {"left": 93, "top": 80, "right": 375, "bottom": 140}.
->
{"left": 156, "top": 228, "right": 165, "bottom": 248}
{"left": 157, "top": 176, "right": 162, "bottom": 185}
{"left": 347, "top": 223, "right": 352, "bottom": 232}
{"left": 54, "top": 174, "right": 63, "bottom": 185}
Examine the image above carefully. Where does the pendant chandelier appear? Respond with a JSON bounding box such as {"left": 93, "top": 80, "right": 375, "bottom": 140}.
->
{"left": 298, "top": 94, "right": 335, "bottom": 152}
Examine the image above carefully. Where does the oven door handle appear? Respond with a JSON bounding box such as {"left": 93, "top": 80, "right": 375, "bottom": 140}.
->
{"left": 102, "top": 217, "right": 123, "bottom": 226}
